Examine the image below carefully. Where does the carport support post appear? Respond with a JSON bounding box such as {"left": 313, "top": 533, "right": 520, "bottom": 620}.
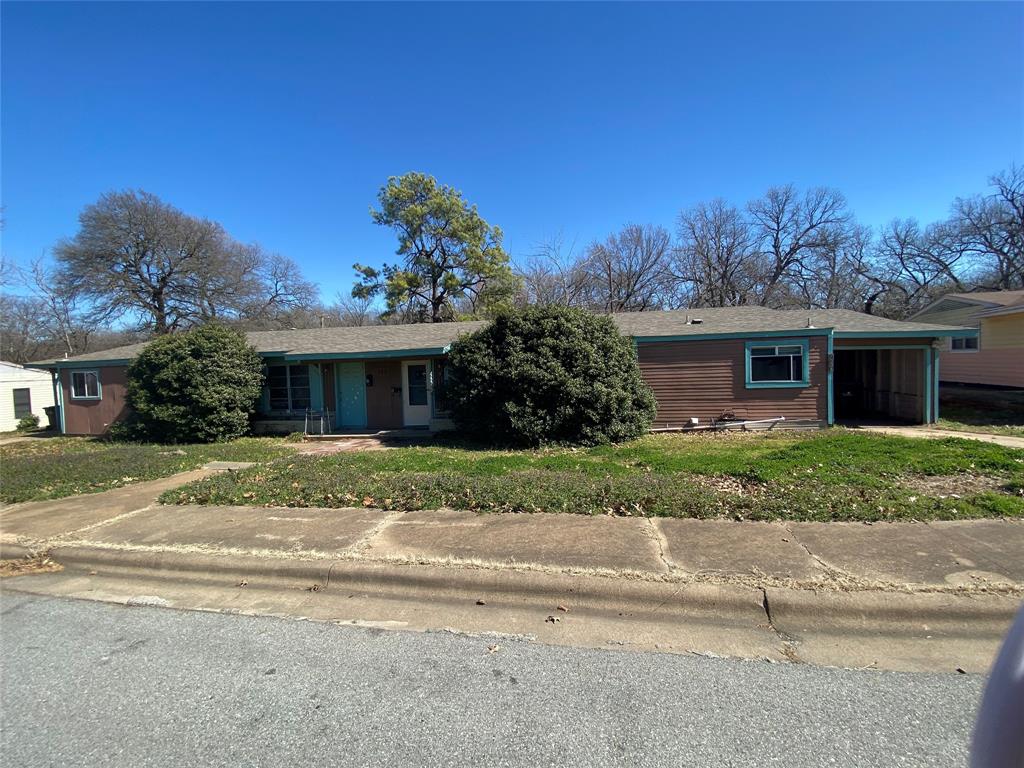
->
{"left": 932, "top": 348, "right": 940, "bottom": 423}
{"left": 923, "top": 348, "right": 933, "bottom": 424}
{"left": 826, "top": 332, "right": 834, "bottom": 426}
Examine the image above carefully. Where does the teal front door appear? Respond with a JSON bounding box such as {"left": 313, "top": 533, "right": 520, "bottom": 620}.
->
{"left": 335, "top": 361, "right": 367, "bottom": 428}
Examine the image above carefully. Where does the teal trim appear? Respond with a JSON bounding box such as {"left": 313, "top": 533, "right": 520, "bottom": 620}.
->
{"left": 635, "top": 329, "right": 830, "bottom": 344}
{"left": 53, "top": 359, "right": 133, "bottom": 369}
{"left": 281, "top": 347, "right": 447, "bottom": 361}
{"left": 932, "top": 349, "right": 940, "bottom": 422}
{"left": 744, "top": 339, "right": 811, "bottom": 389}
{"left": 924, "top": 348, "right": 933, "bottom": 423}
{"left": 336, "top": 361, "right": 367, "bottom": 428}
{"left": 826, "top": 332, "right": 834, "bottom": 425}
{"left": 834, "top": 330, "right": 977, "bottom": 339}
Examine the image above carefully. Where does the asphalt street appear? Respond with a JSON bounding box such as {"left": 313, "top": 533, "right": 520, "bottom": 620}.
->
{"left": 0, "top": 590, "right": 983, "bottom": 767}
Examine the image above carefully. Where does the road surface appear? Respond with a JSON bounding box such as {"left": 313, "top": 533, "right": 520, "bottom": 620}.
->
{"left": 0, "top": 590, "right": 982, "bottom": 767}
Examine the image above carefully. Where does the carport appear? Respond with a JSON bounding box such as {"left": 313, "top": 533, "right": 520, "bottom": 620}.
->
{"left": 832, "top": 341, "right": 938, "bottom": 424}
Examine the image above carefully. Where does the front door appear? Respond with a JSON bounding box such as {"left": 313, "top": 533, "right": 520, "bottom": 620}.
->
{"left": 401, "top": 360, "right": 431, "bottom": 427}
{"left": 365, "top": 360, "right": 403, "bottom": 429}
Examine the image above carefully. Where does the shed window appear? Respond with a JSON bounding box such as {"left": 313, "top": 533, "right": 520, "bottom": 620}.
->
{"left": 12, "top": 388, "right": 31, "bottom": 419}
{"left": 70, "top": 370, "right": 101, "bottom": 399}
{"left": 266, "top": 364, "right": 311, "bottom": 412}
{"left": 952, "top": 337, "right": 979, "bottom": 351}
{"left": 745, "top": 341, "right": 809, "bottom": 388}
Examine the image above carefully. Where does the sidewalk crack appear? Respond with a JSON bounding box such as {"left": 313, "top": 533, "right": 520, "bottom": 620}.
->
{"left": 645, "top": 519, "right": 674, "bottom": 574}
{"left": 760, "top": 587, "right": 801, "bottom": 663}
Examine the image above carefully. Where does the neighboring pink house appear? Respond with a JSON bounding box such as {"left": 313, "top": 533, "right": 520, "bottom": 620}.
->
{"left": 912, "top": 290, "right": 1024, "bottom": 389}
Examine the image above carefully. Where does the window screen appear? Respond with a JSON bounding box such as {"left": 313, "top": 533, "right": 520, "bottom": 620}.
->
{"left": 71, "top": 371, "right": 100, "bottom": 398}
{"left": 12, "top": 388, "right": 31, "bottom": 419}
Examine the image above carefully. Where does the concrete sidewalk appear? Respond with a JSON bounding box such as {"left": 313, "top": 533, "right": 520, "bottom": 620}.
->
{"left": 3, "top": 476, "right": 1023, "bottom": 672}
{"left": 3, "top": 477, "right": 1022, "bottom": 593}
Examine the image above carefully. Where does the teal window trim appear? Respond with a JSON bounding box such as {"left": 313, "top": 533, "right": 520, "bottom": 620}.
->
{"left": 69, "top": 369, "right": 102, "bottom": 400}
{"left": 744, "top": 339, "right": 811, "bottom": 389}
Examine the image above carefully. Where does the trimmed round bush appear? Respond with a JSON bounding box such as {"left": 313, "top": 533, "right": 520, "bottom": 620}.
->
{"left": 443, "top": 306, "right": 656, "bottom": 446}
{"left": 125, "top": 325, "right": 264, "bottom": 443}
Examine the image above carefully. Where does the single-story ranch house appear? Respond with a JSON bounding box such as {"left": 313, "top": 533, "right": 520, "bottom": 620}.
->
{"left": 30, "top": 307, "right": 976, "bottom": 436}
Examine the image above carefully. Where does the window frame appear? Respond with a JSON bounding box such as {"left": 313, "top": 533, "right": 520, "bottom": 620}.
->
{"left": 12, "top": 388, "right": 32, "bottom": 419}
{"left": 951, "top": 337, "right": 979, "bottom": 353}
{"left": 265, "top": 363, "right": 312, "bottom": 413}
{"left": 744, "top": 339, "right": 811, "bottom": 389}
{"left": 69, "top": 370, "right": 102, "bottom": 400}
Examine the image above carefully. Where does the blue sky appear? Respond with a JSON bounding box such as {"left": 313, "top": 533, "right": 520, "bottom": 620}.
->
{"left": 3, "top": 1, "right": 1022, "bottom": 303}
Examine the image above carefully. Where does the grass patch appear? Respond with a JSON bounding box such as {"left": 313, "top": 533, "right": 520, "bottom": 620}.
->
{"left": 162, "top": 430, "right": 1024, "bottom": 521}
{"left": 0, "top": 437, "right": 291, "bottom": 503}
{"left": 937, "top": 387, "right": 1024, "bottom": 437}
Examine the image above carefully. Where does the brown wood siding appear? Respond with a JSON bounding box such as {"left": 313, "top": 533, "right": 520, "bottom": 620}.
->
{"left": 364, "top": 360, "right": 403, "bottom": 428}
{"left": 636, "top": 337, "right": 828, "bottom": 426}
{"left": 60, "top": 366, "right": 130, "bottom": 435}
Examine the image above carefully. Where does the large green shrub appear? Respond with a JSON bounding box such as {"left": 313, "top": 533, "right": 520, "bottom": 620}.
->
{"left": 125, "top": 325, "right": 264, "bottom": 443}
{"left": 443, "top": 306, "right": 657, "bottom": 446}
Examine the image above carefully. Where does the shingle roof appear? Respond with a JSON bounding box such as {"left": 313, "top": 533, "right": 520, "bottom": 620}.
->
{"left": 943, "top": 290, "right": 1024, "bottom": 307}
{"left": 31, "top": 307, "right": 972, "bottom": 367}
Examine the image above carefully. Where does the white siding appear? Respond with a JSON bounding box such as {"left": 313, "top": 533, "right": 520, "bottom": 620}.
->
{"left": 0, "top": 362, "right": 56, "bottom": 431}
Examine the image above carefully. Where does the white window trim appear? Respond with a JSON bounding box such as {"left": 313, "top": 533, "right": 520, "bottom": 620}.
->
{"left": 69, "top": 369, "right": 102, "bottom": 400}
{"left": 950, "top": 337, "right": 980, "bottom": 353}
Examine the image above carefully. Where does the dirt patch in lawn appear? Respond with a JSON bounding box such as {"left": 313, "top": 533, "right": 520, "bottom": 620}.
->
{"left": 901, "top": 473, "right": 1017, "bottom": 498}
{"left": 692, "top": 475, "right": 766, "bottom": 497}
{"left": 0, "top": 553, "right": 63, "bottom": 578}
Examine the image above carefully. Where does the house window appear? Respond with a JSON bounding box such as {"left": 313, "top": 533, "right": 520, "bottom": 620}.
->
{"left": 266, "top": 364, "right": 311, "bottom": 412}
{"left": 70, "top": 370, "right": 101, "bottom": 399}
{"left": 952, "top": 337, "right": 979, "bottom": 351}
{"left": 745, "top": 340, "right": 809, "bottom": 388}
{"left": 407, "top": 364, "right": 428, "bottom": 406}
{"left": 12, "top": 388, "right": 31, "bottom": 419}
{"left": 432, "top": 359, "right": 450, "bottom": 415}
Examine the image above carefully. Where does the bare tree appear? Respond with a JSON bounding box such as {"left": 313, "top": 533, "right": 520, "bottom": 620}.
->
{"left": 582, "top": 224, "right": 672, "bottom": 312}
{"left": 671, "top": 200, "right": 761, "bottom": 307}
{"left": 516, "top": 233, "right": 592, "bottom": 308}
{"left": 747, "top": 186, "right": 852, "bottom": 306}
{"left": 54, "top": 190, "right": 319, "bottom": 334}
{"left": 951, "top": 165, "right": 1024, "bottom": 290}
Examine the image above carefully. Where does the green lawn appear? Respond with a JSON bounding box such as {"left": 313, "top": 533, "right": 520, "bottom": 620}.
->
{"left": 0, "top": 437, "right": 292, "bottom": 504}
{"left": 162, "top": 430, "right": 1024, "bottom": 522}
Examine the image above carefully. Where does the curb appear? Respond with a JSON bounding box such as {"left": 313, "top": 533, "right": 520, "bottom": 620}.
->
{"left": 49, "top": 545, "right": 767, "bottom": 627}
{"left": 32, "top": 544, "right": 1024, "bottom": 640}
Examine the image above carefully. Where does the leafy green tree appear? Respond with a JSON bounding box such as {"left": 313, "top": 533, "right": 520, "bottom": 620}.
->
{"left": 354, "top": 173, "right": 517, "bottom": 322}
{"left": 443, "top": 306, "right": 657, "bottom": 446}
{"left": 124, "top": 325, "right": 263, "bottom": 443}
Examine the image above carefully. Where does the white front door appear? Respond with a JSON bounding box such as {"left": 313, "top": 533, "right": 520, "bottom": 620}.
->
{"left": 401, "top": 360, "right": 431, "bottom": 427}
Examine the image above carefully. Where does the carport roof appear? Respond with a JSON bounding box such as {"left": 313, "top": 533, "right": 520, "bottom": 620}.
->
{"left": 30, "top": 307, "right": 973, "bottom": 367}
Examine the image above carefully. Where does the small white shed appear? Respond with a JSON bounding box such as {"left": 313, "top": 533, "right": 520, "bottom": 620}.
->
{"left": 0, "top": 361, "right": 56, "bottom": 431}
